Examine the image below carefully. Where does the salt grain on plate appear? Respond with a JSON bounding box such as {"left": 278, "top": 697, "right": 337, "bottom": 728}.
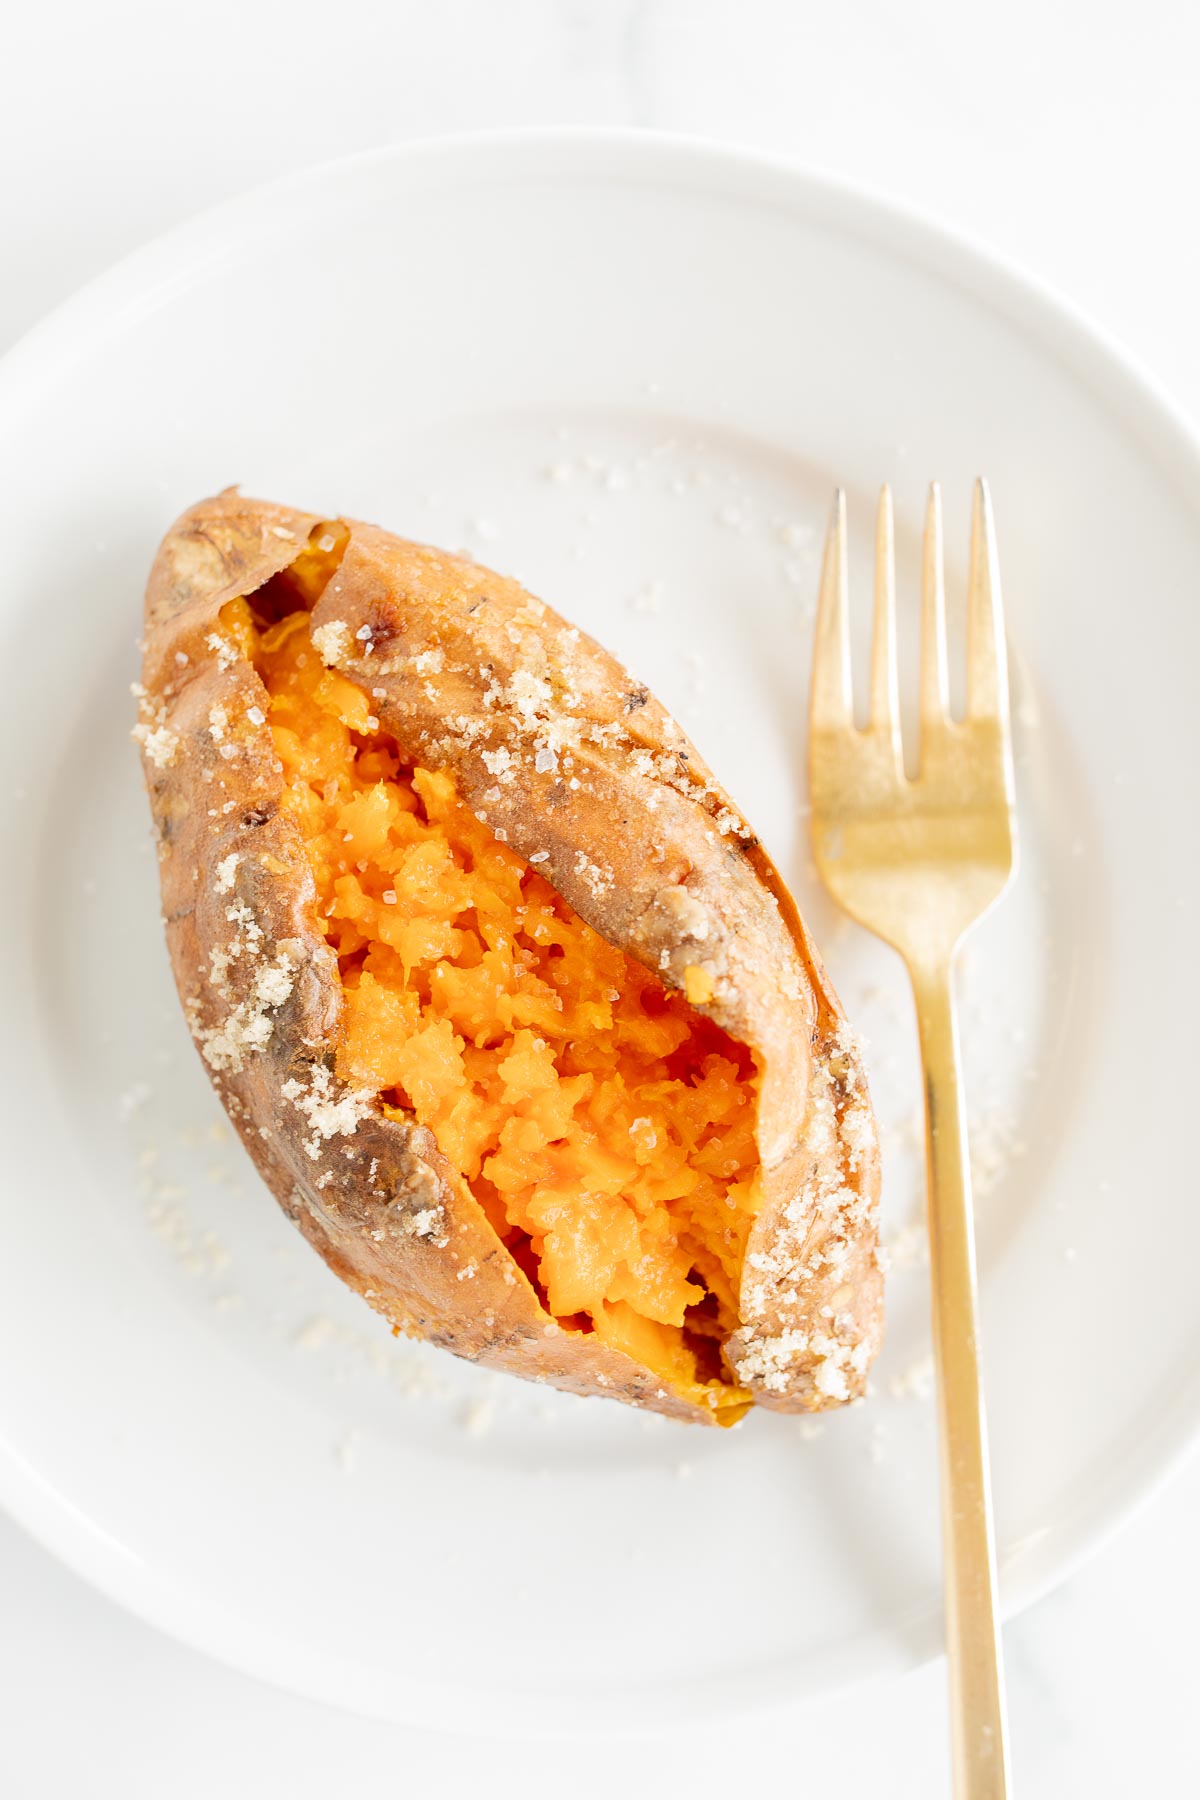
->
{"left": 117, "top": 1081, "right": 152, "bottom": 1122}
{"left": 461, "top": 1400, "right": 493, "bottom": 1438}
{"left": 293, "top": 1315, "right": 337, "bottom": 1352}
{"left": 889, "top": 1353, "right": 935, "bottom": 1402}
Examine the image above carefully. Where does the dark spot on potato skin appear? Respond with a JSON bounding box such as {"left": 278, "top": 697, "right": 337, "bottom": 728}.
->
{"left": 150, "top": 783, "right": 194, "bottom": 844}
{"left": 242, "top": 803, "right": 276, "bottom": 828}
{"left": 624, "top": 686, "right": 649, "bottom": 712}
{"left": 370, "top": 617, "right": 403, "bottom": 648}
{"left": 429, "top": 1327, "right": 473, "bottom": 1355}
{"left": 352, "top": 613, "right": 405, "bottom": 657}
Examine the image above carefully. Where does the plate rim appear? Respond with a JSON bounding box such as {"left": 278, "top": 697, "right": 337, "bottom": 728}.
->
{"left": 2, "top": 126, "right": 1199, "bottom": 1732}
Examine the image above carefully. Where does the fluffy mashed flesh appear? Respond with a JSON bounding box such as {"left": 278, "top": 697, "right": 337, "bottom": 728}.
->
{"left": 228, "top": 593, "right": 763, "bottom": 1420}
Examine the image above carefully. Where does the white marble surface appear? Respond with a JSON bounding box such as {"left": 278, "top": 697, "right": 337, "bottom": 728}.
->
{"left": 3, "top": 3, "right": 1199, "bottom": 1793}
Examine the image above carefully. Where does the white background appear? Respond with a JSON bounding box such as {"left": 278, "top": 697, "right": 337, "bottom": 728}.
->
{"left": 3, "top": 3, "right": 1199, "bottom": 1794}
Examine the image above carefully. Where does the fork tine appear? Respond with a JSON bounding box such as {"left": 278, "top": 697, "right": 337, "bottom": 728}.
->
{"left": 870, "top": 484, "right": 902, "bottom": 758}
{"left": 966, "top": 478, "right": 1009, "bottom": 722}
{"left": 811, "top": 488, "right": 852, "bottom": 729}
{"left": 920, "top": 481, "right": 950, "bottom": 733}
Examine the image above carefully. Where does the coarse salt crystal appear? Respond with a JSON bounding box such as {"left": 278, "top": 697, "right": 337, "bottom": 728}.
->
{"left": 133, "top": 722, "right": 180, "bottom": 768}
{"left": 311, "top": 621, "right": 351, "bottom": 666}
{"left": 214, "top": 853, "right": 240, "bottom": 895}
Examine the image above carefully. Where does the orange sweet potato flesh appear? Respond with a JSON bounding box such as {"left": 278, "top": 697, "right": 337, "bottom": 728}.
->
{"left": 137, "top": 491, "right": 884, "bottom": 1424}
{"left": 249, "top": 602, "right": 762, "bottom": 1410}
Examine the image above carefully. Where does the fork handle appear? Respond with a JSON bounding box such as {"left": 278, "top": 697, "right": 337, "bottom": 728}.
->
{"left": 910, "top": 958, "right": 1011, "bottom": 1798}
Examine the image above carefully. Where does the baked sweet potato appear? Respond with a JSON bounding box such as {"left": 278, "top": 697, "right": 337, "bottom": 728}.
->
{"left": 136, "top": 491, "right": 883, "bottom": 1425}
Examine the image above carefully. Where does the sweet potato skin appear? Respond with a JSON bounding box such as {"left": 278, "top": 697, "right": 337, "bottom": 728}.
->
{"left": 138, "top": 491, "right": 883, "bottom": 1423}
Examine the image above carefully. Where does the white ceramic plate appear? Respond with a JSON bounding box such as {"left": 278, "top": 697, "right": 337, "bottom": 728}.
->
{"left": 1, "top": 133, "right": 1197, "bottom": 1735}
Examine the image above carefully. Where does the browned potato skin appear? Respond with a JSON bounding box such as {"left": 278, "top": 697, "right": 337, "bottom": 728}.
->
{"left": 138, "top": 491, "right": 883, "bottom": 1424}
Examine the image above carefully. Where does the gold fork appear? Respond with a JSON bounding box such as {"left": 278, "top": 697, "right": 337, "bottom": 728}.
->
{"left": 809, "top": 481, "right": 1016, "bottom": 1798}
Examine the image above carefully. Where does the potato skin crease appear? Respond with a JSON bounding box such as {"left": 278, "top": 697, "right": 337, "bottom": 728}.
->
{"left": 138, "top": 490, "right": 883, "bottom": 1424}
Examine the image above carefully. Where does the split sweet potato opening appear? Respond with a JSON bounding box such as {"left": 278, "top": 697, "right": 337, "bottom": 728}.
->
{"left": 226, "top": 532, "right": 762, "bottom": 1416}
